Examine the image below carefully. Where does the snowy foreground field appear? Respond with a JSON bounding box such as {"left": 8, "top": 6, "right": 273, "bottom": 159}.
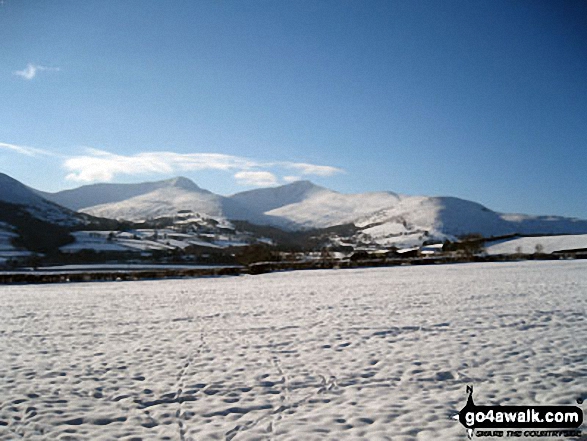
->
{"left": 0, "top": 261, "right": 585, "bottom": 441}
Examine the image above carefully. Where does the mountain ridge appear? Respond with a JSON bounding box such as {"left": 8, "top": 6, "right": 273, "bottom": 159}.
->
{"left": 36, "top": 176, "right": 207, "bottom": 211}
{"left": 6, "top": 173, "right": 587, "bottom": 249}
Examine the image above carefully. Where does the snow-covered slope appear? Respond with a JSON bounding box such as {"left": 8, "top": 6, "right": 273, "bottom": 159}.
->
{"left": 265, "top": 188, "right": 402, "bottom": 229}
{"left": 230, "top": 183, "right": 587, "bottom": 240}
{"left": 41, "top": 177, "right": 208, "bottom": 211}
{"left": 228, "top": 180, "right": 327, "bottom": 215}
{"left": 486, "top": 234, "right": 587, "bottom": 255}
{"left": 355, "top": 196, "right": 587, "bottom": 246}
{"left": 0, "top": 173, "right": 84, "bottom": 226}
{"left": 500, "top": 213, "right": 587, "bottom": 235}
{"left": 355, "top": 196, "right": 513, "bottom": 244}
{"left": 80, "top": 178, "right": 226, "bottom": 222}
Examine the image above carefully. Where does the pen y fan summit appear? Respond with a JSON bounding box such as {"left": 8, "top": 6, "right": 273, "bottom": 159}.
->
{"left": 60, "top": 177, "right": 227, "bottom": 222}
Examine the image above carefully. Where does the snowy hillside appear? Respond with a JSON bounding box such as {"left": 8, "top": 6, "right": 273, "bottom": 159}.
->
{"left": 60, "top": 227, "right": 252, "bottom": 254}
{"left": 0, "top": 173, "right": 112, "bottom": 259}
{"left": 354, "top": 197, "right": 587, "bottom": 247}
{"left": 353, "top": 196, "right": 515, "bottom": 246}
{"left": 39, "top": 177, "right": 206, "bottom": 211}
{"left": 486, "top": 234, "right": 587, "bottom": 255}
{"left": 501, "top": 213, "right": 587, "bottom": 235}
{"left": 228, "top": 180, "right": 327, "bottom": 215}
{"left": 230, "top": 184, "right": 587, "bottom": 243}
{"left": 0, "top": 173, "right": 85, "bottom": 227}
{"left": 266, "top": 188, "right": 402, "bottom": 229}
{"left": 81, "top": 184, "right": 225, "bottom": 222}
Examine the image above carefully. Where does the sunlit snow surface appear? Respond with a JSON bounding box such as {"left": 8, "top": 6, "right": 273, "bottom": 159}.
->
{"left": 0, "top": 261, "right": 585, "bottom": 440}
{"left": 485, "top": 234, "right": 587, "bottom": 255}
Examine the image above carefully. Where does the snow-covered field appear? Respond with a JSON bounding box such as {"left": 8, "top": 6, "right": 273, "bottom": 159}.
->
{"left": 0, "top": 261, "right": 585, "bottom": 440}
{"left": 60, "top": 230, "right": 250, "bottom": 255}
{"left": 486, "top": 234, "right": 587, "bottom": 255}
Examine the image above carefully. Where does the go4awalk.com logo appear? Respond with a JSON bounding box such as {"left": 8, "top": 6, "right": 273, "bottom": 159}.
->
{"left": 454, "top": 386, "right": 583, "bottom": 439}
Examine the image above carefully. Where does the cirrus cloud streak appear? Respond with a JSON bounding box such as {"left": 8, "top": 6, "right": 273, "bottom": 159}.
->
{"left": 0, "top": 142, "right": 53, "bottom": 157}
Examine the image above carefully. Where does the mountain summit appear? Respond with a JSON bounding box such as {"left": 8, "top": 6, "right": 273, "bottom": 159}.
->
{"left": 39, "top": 176, "right": 206, "bottom": 211}
{"left": 227, "top": 180, "right": 328, "bottom": 215}
{"left": 68, "top": 177, "right": 223, "bottom": 221}
{"left": 165, "top": 176, "right": 206, "bottom": 192}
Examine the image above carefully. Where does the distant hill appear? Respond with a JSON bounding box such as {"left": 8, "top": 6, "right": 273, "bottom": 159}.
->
{"left": 0, "top": 173, "right": 90, "bottom": 253}
{"left": 0, "top": 173, "right": 127, "bottom": 254}
{"left": 1, "top": 173, "right": 88, "bottom": 227}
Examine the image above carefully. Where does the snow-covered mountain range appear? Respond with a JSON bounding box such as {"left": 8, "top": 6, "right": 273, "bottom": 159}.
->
{"left": 32, "top": 175, "right": 587, "bottom": 247}
{"left": 2, "top": 171, "right": 587, "bottom": 251}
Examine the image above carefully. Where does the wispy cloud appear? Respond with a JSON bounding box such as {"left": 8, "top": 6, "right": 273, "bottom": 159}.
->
{"left": 234, "top": 171, "right": 278, "bottom": 187}
{"left": 1, "top": 141, "right": 343, "bottom": 187}
{"left": 283, "top": 175, "right": 302, "bottom": 183}
{"left": 282, "top": 162, "right": 342, "bottom": 177}
{"left": 13, "top": 63, "right": 60, "bottom": 80}
{"left": 64, "top": 149, "right": 257, "bottom": 182}
{"left": 0, "top": 141, "right": 52, "bottom": 157}
{"left": 63, "top": 148, "right": 343, "bottom": 186}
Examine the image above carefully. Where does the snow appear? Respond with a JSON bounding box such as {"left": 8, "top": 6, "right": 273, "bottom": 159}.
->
{"left": 267, "top": 189, "right": 401, "bottom": 229}
{"left": 485, "top": 234, "right": 587, "bottom": 255}
{"left": 227, "top": 180, "right": 328, "bottom": 217}
{"left": 60, "top": 230, "right": 246, "bottom": 253}
{"left": 0, "top": 261, "right": 584, "bottom": 440}
{"left": 40, "top": 177, "right": 204, "bottom": 211}
{"left": 82, "top": 185, "right": 225, "bottom": 221}
{"left": 60, "top": 232, "right": 130, "bottom": 253}
{"left": 117, "top": 238, "right": 176, "bottom": 251}
{"left": 356, "top": 196, "right": 513, "bottom": 247}
{"left": 420, "top": 244, "right": 444, "bottom": 255}
{"left": 247, "top": 186, "right": 587, "bottom": 244}
{"left": 0, "top": 173, "right": 84, "bottom": 227}
{"left": 187, "top": 238, "right": 223, "bottom": 249}
{"left": 396, "top": 246, "right": 420, "bottom": 254}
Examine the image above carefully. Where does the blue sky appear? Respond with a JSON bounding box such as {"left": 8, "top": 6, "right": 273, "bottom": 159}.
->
{"left": 1, "top": 0, "right": 586, "bottom": 218}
